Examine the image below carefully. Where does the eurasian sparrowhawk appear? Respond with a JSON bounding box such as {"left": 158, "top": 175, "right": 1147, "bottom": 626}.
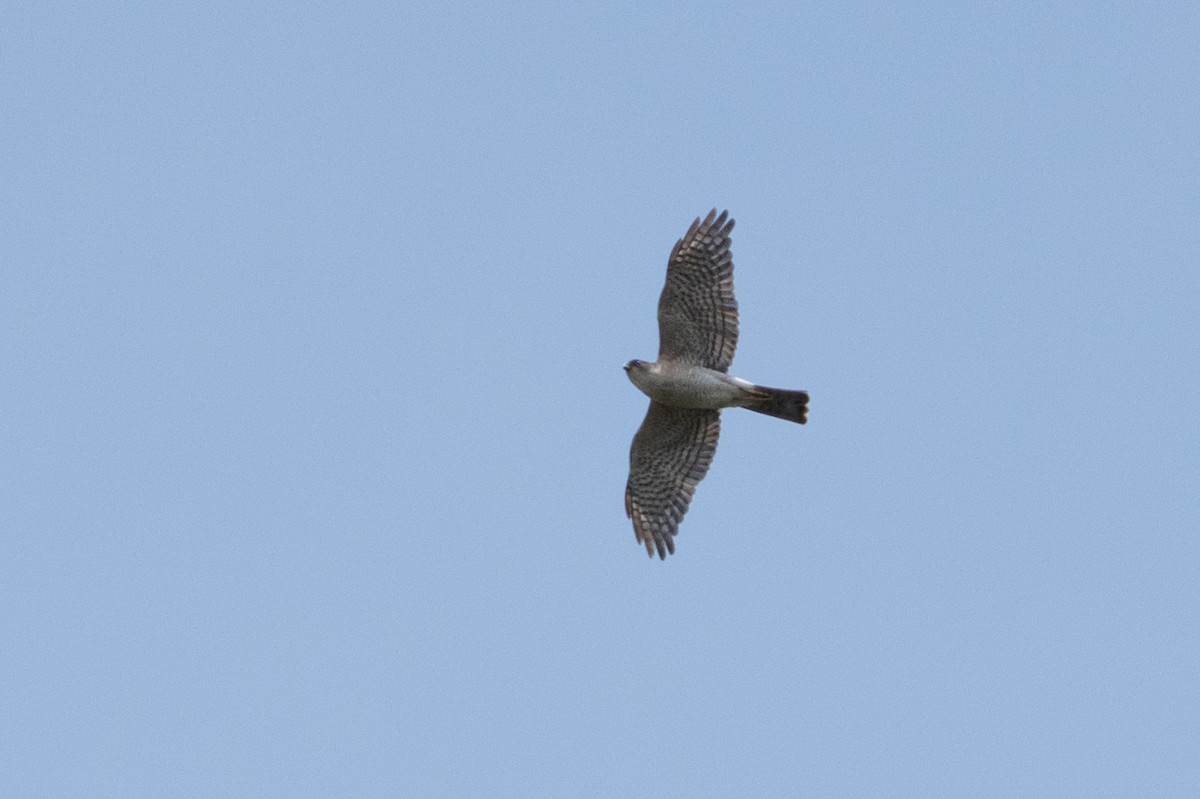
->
{"left": 624, "top": 210, "right": 809, "bottom": 559}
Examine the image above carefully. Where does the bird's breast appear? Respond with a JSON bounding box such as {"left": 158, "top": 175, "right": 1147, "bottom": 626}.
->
{"left": 631, "top": 365, "right": 746, "bottom": 409}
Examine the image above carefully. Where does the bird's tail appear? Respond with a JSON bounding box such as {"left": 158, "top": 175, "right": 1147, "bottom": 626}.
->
{"left": 744, "top": 385, "right": 809, "bottom": 425}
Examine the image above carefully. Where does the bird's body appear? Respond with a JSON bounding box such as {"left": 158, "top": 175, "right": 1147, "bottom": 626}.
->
{"left": 625, "top": 359, "right": 810, "bottom": 422}
{"left": 624, "top": 360, "right": 753, "bottom": 409}
{"left": 624, "top": 210, "right": 809, "bottom": 559}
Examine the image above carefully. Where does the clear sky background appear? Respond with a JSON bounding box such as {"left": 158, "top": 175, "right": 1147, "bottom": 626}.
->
{"left": 4, "top": 3, "right": 1199, "bottom": 796}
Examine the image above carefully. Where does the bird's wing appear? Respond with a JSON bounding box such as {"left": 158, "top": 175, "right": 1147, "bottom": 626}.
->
{"left": 625, "top": 402, "right": 721, "bottom": 559}
{"left": 656, "top": 209, "right": 739, "bottom": 372}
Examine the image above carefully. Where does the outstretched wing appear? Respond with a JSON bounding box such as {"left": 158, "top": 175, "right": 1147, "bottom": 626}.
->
{"left": 656, "top": 209, "right": 739, "bottom": 372}
{"left": 625, "top": 402, "right": 722, "bottom": 559}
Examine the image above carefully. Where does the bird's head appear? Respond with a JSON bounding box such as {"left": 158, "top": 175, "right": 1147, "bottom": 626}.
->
{"left": 624, "top": 359, "right": 657, "bottom": 393}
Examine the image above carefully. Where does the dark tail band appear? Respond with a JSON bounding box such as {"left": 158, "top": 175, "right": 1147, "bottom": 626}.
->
{"left": 745, "top": 386, "right": 809, "bottom": 425}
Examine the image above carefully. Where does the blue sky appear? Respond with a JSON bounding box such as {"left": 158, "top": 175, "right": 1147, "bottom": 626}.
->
{"left": 4, "top": 2, "right": 1199, "bottom": 796}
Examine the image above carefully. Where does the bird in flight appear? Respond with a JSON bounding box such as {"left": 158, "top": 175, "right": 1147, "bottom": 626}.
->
{"left": 624, "top": 209, "right": 809, "bottom": 559}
